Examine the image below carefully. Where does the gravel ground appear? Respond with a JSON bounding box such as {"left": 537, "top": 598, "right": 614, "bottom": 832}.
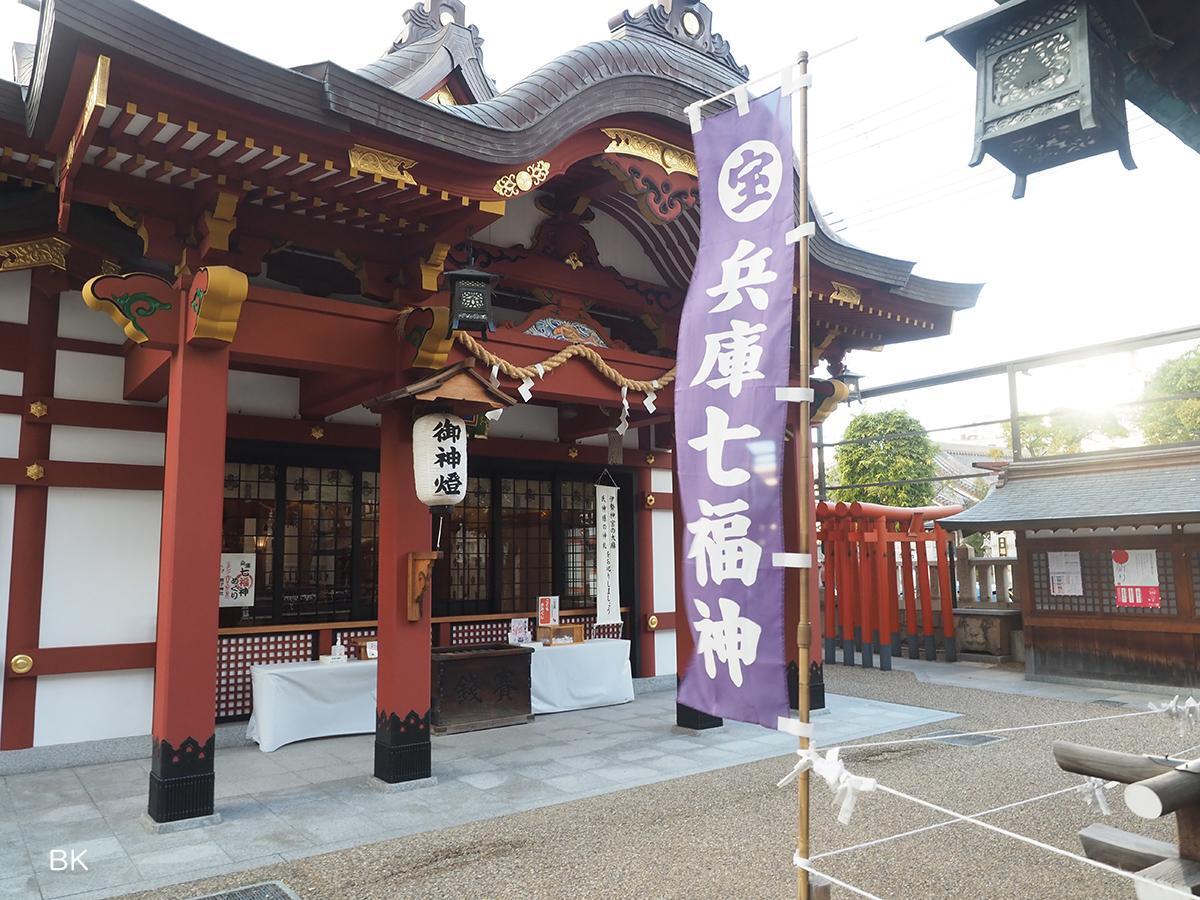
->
{"left": 121, "top": 666, "right": 1187, "bottom": 900}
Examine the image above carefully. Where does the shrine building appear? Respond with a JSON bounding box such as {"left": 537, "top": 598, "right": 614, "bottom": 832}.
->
{"left": 0, "top": 0, "right": 980, "bottom": 824}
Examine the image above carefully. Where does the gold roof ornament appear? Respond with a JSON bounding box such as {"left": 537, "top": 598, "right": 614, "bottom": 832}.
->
{"left": 602, "top": 128, "right": 698, "bottom": 177}
{"left": 348, "top": 144, "right": 419, "bottom": 185}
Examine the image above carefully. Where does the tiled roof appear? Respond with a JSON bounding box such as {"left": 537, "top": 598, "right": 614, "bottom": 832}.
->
{"left": 943, "top": 447, "right": 1200, "bottom": 532}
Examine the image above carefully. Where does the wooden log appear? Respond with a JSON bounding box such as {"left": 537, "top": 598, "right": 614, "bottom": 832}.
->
{"left": 1131, "top": 858, "right": 1200, "bottom": 900}
{"left": 1126, "top": 769, "right": 1200, "bottom": 819}
{"left": 1053, "top": 741, "right": 1183, "bottom": 784}
{"left": 1078, "top": 823, "right": 1178, "bottom": 872}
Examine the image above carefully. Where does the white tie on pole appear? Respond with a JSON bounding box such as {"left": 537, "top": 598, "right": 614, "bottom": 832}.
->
{"left": 773, "top": 552, "right": 813, "bottom": 569}
{"left": 776, "top": 387, "right": 815, "bottom": 403}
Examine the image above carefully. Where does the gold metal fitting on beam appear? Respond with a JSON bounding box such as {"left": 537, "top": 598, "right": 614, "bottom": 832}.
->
{"left": 24, "top": 463, "right": 44, "bottom": 481}
{"left": 567, "top": 446, "right": 579, "bottom": 459}
{"left": 10, "top": 654, "right": 33, "bottom": 675}
{"left": 647, "top": 615, "right": 659, "bottom": 631}
{"left": 310, "top": 425, "right": 325, "bottom": 440}
{"left": 28, "top": 401, "right": 48, "bottom": 418}
{"left": 645, "top": 494, "right": 656, "bottom": 508}
{"left": 645, "top": 453, "right": 655, "bottom": 465}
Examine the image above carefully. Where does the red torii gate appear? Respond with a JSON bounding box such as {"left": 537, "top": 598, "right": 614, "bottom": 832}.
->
{"left": 816, "top": 501, "right": 962, "bottom": 670}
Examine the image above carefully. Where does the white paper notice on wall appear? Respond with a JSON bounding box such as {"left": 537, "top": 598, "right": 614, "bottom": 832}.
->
{"left": 1113, "top": 549, "right": 1161, "bottom": 608}
{"left": 366, "top": 640, "right": 379, "bottom": 659}
{"left": 219, "top": 553, "right": 257, "bottom": 608}
{"left": 595, "top": 483, "right": 621, "bottom": 626}
{"left": 1047, "top": 551, "right": 1083, "bottom": 597}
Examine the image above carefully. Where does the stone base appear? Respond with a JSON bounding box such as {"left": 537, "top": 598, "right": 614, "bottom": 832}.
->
{"left": 373, "top": 738, "right": 432, "bottom": 784}
{"left": 140, "top": 811, "right": 221, "bottom": 834}
{"left": 368, "top": 775, "right": 438, "bottom": 793}
{"left": 955, "top": 607, "right": 1022, "bottom": 657}
{"left": 676, "top": 702, "right": 722, "bottom": 730}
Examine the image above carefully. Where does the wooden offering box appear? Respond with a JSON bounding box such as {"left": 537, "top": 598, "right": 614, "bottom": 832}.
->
{"left": 430, "top": 643, "right": 534, "bottom": 734}
{"left": 537, "top": 624, "right": 584, "bottom": 645}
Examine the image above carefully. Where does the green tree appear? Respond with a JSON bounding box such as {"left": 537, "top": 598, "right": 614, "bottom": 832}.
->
{"left": 832, "top": 409, "right": 936, "bottom": 507}
{"left": 1140, "top": 348, "right": 1200, "bottom": 445}
{"left": 1002, "top": 409, "right": 1126, "bottom": 457}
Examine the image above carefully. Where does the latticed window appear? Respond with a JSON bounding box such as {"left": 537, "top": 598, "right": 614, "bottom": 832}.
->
{"left": 499, "top": 477, "right": 554, "bottom": 612}
{"left": 221, "top": 446, "right": 380, "bottom": 626}
{"left": 431, "top": 464, "right": 631, "bottom": 619}
{"left": 560, "top": 480, "right": 597, "bottom": 609}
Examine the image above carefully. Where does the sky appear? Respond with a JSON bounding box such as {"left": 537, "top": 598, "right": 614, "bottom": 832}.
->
{"left": 2, "top": 0, "right": 1197, "bottom": 456}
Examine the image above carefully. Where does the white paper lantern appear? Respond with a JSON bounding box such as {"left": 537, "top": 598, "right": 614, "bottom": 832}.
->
{"left": 412, "top": 413, "right": 467, "bottom": 510}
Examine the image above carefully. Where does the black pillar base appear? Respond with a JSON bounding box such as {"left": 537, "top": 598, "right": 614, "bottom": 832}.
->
{"left": 147, "top": 735, "right": 215, "bottom": 824}
{"left": 943, "top": 637, "right": 958, "bottom": 663}
{"left": 676, "top": 701, "right": 722, "bottom": 730}
{"left": 907, "top": 634, "right": 920, "bottom": 659}
{"left": 374, "top": 709, "right": 432, "bottom": 784}
{"left": 879, "top": 643, "right": 892, "bottom": 671}
{"left": 809, "top": 662, "right": 825, "bottom": 711}
{"left": 925, "top": 635, "right": 938, "bottom": 662}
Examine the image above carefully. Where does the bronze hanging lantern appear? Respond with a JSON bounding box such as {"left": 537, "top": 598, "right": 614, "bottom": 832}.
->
{"left": 933, "top": 0, "right": 1158, "bottom": 198}
{"left": 443, "top": 265, "right": 497, "bottom": 337}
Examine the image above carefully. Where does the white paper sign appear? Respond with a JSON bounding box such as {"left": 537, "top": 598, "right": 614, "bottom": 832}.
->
{"left": 365, "top": 640, "right": 379, "bottom": 659}
{"left": 1113, "top": 549, "right": 1161, "bottom": 608}
{"left": 595, "top": 484, "right": 621, "bottom": 626}
{"left": 538, "top": 595, "right": 560, "bottom": 627}
{"left": 1047, "top": 551, "right": 1083, "bottom": 597}
{"left": 509, "top": 617, "right": 531, "bottom": 644}
{"left": 219, "top": 553, "right": 256, "bottom": 608}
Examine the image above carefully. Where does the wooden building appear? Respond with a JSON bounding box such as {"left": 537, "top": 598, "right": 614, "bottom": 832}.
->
{"left": 0, "top": 0, "right": 979, "bottom": 824}
{"left": 945, "top": 445, "right": 1200, "bottom": 689}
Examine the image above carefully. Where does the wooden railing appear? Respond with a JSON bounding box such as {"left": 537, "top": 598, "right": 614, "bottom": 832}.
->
{"left": 955, "top": 547, "right": 1017, "bottom": 606}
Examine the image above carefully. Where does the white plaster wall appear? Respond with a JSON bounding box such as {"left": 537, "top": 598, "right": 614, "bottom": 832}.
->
{"left": 325, "top": 406, "right": 381, "bottom": 427}
{"left": 40, "top": 488, "right": 161, "bottom": 648}
{"left": 34, "top": 669, "right": 154, "bottom": 746}
{"left": 227, "top": 371, "right": 300, "bottom": 418}
{"left": 472, "top": 192, "right": 546, "bottom": 249}
{"left": 651, "top": 508, "right": 676, "bottom": 614}
{"left": 654, "top": 630, "right": 677, "bottom": 677}
{"left": 1, "top": 371, "right": 24, "bottom": 458}
{"left": 54, "top": 350, "right": 127, "bottom": 403}
{"left": 50, "top": 426, "right": 165, "bottom": 466}
{"left": 56, "top": 291, "right": 125, "bottom": 344}
{"left": 487, "top": 404, "right": 558, "bottom": 441}
{"left": 0, "top": 485, "right": 14, "bottom": 732}
{"left": 585, "top": 207, "right": 668, "bottom": 286}
{"left": 0, "top": 270, "right": 30, "bottom": 324}
{"left": 651, "top": 468, "right": 672, "bottom": 493}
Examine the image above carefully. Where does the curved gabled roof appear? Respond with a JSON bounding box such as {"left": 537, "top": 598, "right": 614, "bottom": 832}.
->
{"left": 350, "top": 1, "right": 498, "bottom": 103}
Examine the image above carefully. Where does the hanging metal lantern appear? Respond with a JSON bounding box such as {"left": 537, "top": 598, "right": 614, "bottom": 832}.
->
{"left": 412, "top": 412, "right": 467, "bottom": 512}
{"left": 443, "top": 266, "right": 497, "bottom": 336}
{"left": 934, "top": 0, "right": 1143, "bottom": 198}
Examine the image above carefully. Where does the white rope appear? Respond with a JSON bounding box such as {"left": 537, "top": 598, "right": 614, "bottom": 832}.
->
{"left": 811, "top": 783, "right": 1084, "bottom": 861}
{"left": 818, "top": 708, "right": 1158, "bottom": 753}
{"left": 793, "top": 854, "right": 885, "bottom": 900}
{"left": 877, "top": 784, "right": 1194, "bottom": 898}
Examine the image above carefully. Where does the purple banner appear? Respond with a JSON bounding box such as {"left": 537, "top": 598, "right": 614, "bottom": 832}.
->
{"left": 675, "top": 89, "right": 794, "bottom": 729}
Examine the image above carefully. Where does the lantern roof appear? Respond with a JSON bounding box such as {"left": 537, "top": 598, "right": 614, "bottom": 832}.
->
{"left": 364, "top": 359, "right": 516, "bottom": 414}
{"left": 442, "top": 265, "right": 498, "bottom": 283}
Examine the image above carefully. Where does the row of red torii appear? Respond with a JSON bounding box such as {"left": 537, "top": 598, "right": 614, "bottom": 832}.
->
{"left": 816, "top": 501, "right": 964, "bottom": 669}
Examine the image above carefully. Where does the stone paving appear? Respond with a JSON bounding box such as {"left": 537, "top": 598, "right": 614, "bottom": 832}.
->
{"left": 0, "top": 689, "right": 956, "bottom": 900}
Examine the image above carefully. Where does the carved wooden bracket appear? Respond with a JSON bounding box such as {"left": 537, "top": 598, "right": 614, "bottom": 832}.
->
{"left": 408, "top": 551, "right": 442, "bottom": 622}
{"left": 82, "top": 271, "right": 178, "bottom": 346}
{"left": 186, "top": 266, "right": 249, "bottom": 346}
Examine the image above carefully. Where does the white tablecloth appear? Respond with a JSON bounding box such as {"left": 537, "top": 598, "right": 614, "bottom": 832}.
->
{"left": 246, "top": 659, "right": 377, "bottom": 752}
{"left": 528, "top": 639, "right": 634, "bottom": 714}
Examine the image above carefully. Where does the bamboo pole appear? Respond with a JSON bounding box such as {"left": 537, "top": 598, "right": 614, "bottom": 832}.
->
{"left": 793, "top": 49, "right": 813, "bottom": 900}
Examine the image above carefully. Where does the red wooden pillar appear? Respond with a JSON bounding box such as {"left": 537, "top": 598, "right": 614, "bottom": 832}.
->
{"left": 858, "top": 522, "right": 875, "bottom": 668}
{"left": 821, "top": 519, "right": 838, "bottom": 666}
{"left": 635, "top": 467, "right": 655, "bottom": 677}
{"left": 838, "top": 522, "right": 856, "bottom": 666}
{"left": 148, "top": 294, "right": 232, "bottom": 824}
{"left": 935, "top": 525, "right": 958, "bottom": 662}
{"left": 900, "top": 539, "right": 919, "bottom": 659}
{"left": 873, "top": 516, "right": 892, "bottom": 671}
{"left": 1, "top": 271, "right": 60, "bottom": 750}
{"left": 672, "top": 451, "right": 720, "bottom": 730}
{"left": 374, "top": 403, "right": 434, "bottom": 782}
{"left": 886, "top": 532, "right": 900, "bottom": 657}
{"left": 916, "top": 533, "right": 937, "bottom": 661}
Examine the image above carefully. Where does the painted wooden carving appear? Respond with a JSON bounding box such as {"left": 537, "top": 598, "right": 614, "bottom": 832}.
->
{"left": 81, "top": 271, "right": 178, "bottom": 345}
{"left": 187, "top": 266, "right": 249, "bottom": 346}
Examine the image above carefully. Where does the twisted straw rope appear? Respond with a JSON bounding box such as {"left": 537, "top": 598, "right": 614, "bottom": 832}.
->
{"left": 454, "top": 331, "right": 676, "bottom": 395}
